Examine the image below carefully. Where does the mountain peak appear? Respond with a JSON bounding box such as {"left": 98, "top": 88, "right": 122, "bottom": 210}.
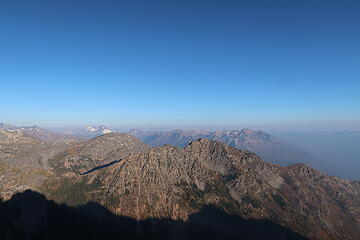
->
{"left": 79, "top": 125, "right": 116, "bottom": 138}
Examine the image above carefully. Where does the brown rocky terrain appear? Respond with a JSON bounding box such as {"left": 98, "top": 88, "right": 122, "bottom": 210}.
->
{"left": 0, "top": 130, "right": 83, "bottom": 199}
{"left": 0, "top": 130, "right": 53, "bottom": 199}
{"left": 43, "top": 138, "right": 360, "bottom": 240}
{"left": 48, "top": 132, "right": 150, "bottom": 175}
{"left": 0, "top": 130, "right": 149, "bottom": 200}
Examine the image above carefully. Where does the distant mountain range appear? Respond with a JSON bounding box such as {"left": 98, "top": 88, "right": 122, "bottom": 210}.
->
{"left": 126, "top": 128, "right": 330, "bottom": 171}
{"left": 0, "top": 122, "right": 67, "bottom": 142}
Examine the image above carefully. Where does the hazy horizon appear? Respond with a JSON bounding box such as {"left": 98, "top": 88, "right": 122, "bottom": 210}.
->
{"left": 3, "top": 120, "right": 360, "bottom": 133}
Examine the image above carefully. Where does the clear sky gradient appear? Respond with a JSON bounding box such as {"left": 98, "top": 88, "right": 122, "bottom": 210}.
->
{"left": 1, "top": 0, "right": 359, "bottom": 130}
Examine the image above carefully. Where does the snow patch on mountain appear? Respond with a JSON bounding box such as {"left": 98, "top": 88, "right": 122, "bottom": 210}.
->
{"left": 78, "top": 125, "right": 117, "bottom": 139}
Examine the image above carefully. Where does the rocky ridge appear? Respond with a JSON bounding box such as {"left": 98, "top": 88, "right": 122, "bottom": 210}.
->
{"left": 49, "top": 132, "right": 150, "bottom": 175}
{"left": 44, "top": 138, "right": 360, "bottom": 240}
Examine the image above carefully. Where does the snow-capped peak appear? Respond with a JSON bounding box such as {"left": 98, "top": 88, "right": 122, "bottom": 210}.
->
{"left": 102, "top": 129, "right": 113, "bottom": 134}
{"left": 85, "top": 126, "right": 99, "bottom": 132}
{"left": 79, "top": 125, "right": 117, "bottom": 138}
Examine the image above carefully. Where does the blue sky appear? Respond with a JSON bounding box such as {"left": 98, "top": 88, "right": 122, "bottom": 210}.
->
{"left": 0, "top": 0, "right": 359, "bottom": 130}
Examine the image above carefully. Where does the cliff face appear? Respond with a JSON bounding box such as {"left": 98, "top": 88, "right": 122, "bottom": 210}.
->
{"left": 44, "top": 138, "right": 360, "bottom": 240}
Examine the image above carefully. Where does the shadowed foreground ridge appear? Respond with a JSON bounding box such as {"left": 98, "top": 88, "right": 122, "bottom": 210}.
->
{"left": 0, "top": 190, "right": 310, "bottom": 240}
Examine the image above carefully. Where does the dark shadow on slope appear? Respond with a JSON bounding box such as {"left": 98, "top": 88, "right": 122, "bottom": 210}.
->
{"left": 0, "top": 190, "right": 311, "bottom": 240}
{"left": 80, "top": 160, "right": 120, "bottom": 175}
